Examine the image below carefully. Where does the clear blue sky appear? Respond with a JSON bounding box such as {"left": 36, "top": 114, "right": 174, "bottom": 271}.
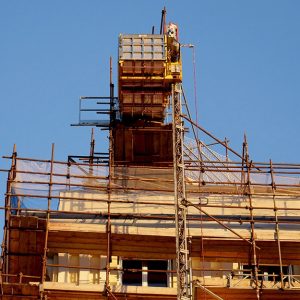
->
{"left": 0, "top": 1, "right": 300, "bottom": 234}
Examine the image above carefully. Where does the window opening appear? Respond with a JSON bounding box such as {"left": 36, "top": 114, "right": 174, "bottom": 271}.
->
{"left": 122, "top": 260, "right": 142, "bottom": 286}
{"left": 148, "top": 260, "right": 168, "bottom": 287}
{"left": 122, "top": 259, "right": 169, "bottom": 287}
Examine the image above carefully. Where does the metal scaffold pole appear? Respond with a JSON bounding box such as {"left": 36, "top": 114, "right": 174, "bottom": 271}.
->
{"left": 172, "top": 83, "right": 192, "bottom": 300}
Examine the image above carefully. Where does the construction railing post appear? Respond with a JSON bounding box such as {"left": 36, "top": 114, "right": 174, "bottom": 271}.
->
{"left": 244, "top": 136, "right": 260, "bottom": 300}
{"left": 2, "top": 145, "right": 17, "bottom": 282}
{"left": 270, "top": 160, "right": 284, "bottom": 289}
{"left": 105, "top": 57, "right": 114, "bottom": 297}
{"left": 41, "top": 143, "right": 55, "bottom": 299}
{"left": 172, "top": 83, "right": 192, "bottom": 300}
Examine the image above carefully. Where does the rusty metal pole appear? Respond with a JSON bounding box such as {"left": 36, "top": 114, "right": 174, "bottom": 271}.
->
{"left": 225, "top": 138, "right": 229, "bottom": 162}
{"left": 89, "top": 128, "right": 95, "bottom": 165}
{"left": 105, "top": 56, "right": 114, "bottom": 297}
{"left": 244, "top": 137, "right": 260, "bottom": 300}
{"left": 105, "top": 201, "right": 112, "bottom": 297}
{"left": 160, "top": 7, "right": 167, "bottom": 34}
{"left": 270, "top": 160, "right": 284, "bottom": 289}
{"left": 41, "top": 144, "right": 55, "bottom": 300}
{"left": 2, "top": 144, "right": 17, "bottom": 282}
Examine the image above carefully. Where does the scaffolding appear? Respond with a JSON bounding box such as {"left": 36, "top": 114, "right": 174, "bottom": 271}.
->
{"left": 1, "top": 8, "right": 300, "bottom": 300}
{"left": 1, "top": 118, "right": 300, "bottom": 299}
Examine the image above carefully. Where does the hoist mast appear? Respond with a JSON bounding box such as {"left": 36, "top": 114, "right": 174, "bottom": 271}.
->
{"left": 172, "top": 83, "right": 192, "bottom": 299}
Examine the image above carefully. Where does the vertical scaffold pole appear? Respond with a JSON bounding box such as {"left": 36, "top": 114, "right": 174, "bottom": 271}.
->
{"left": 105, "top": 56, "right": 114, "bottom": 297}
{"left": 243, "top": 137, "right": 260, "bottom": 300}
{"left": 2, "top": 145, "right": 17, "bottom": 283}
{"left": 270, "top": 160, "right": 284, "bottom": 288}
{"left": 41, "top": 143, "right": 55, "bottom": 300}
{"left": 172, "top": 83, "right": 191, "bottom": 300}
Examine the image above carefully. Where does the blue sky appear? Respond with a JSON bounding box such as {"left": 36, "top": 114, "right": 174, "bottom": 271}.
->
{"left": 0, "top": 1, "right": 300, "bottom": 233}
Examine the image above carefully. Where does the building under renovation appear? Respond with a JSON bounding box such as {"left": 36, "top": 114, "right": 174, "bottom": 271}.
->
{"left": 1, "top": 9, "right": 300, "bottom": 300}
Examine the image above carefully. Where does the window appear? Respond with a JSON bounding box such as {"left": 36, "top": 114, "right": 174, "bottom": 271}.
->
{"left": 122, "top": 260, "right": 142, "bottom": 286}
{"left": 69, "top": 254, "right": 79, "bottom": 284}
{"left": 148, "top": 260, "right": 168, "bottom": 287}
{"left": 90, "top": 255, "right": 101, "bottom": 284}
{"left": 122, "top": 259, "right": 169, "bottom": 287}
{"left": 242, "top": 264, "right": 290, "bottom": 282}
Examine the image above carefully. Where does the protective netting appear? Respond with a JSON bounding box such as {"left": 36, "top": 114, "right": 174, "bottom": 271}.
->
{"left": 11, "top": 160, "right": 109, "bottom": 210}
{"left": 9, "top": 137, "right": 300, "bottom": 212}
{"left": 184, "top": 137, "right": 300, "bottom": 186}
